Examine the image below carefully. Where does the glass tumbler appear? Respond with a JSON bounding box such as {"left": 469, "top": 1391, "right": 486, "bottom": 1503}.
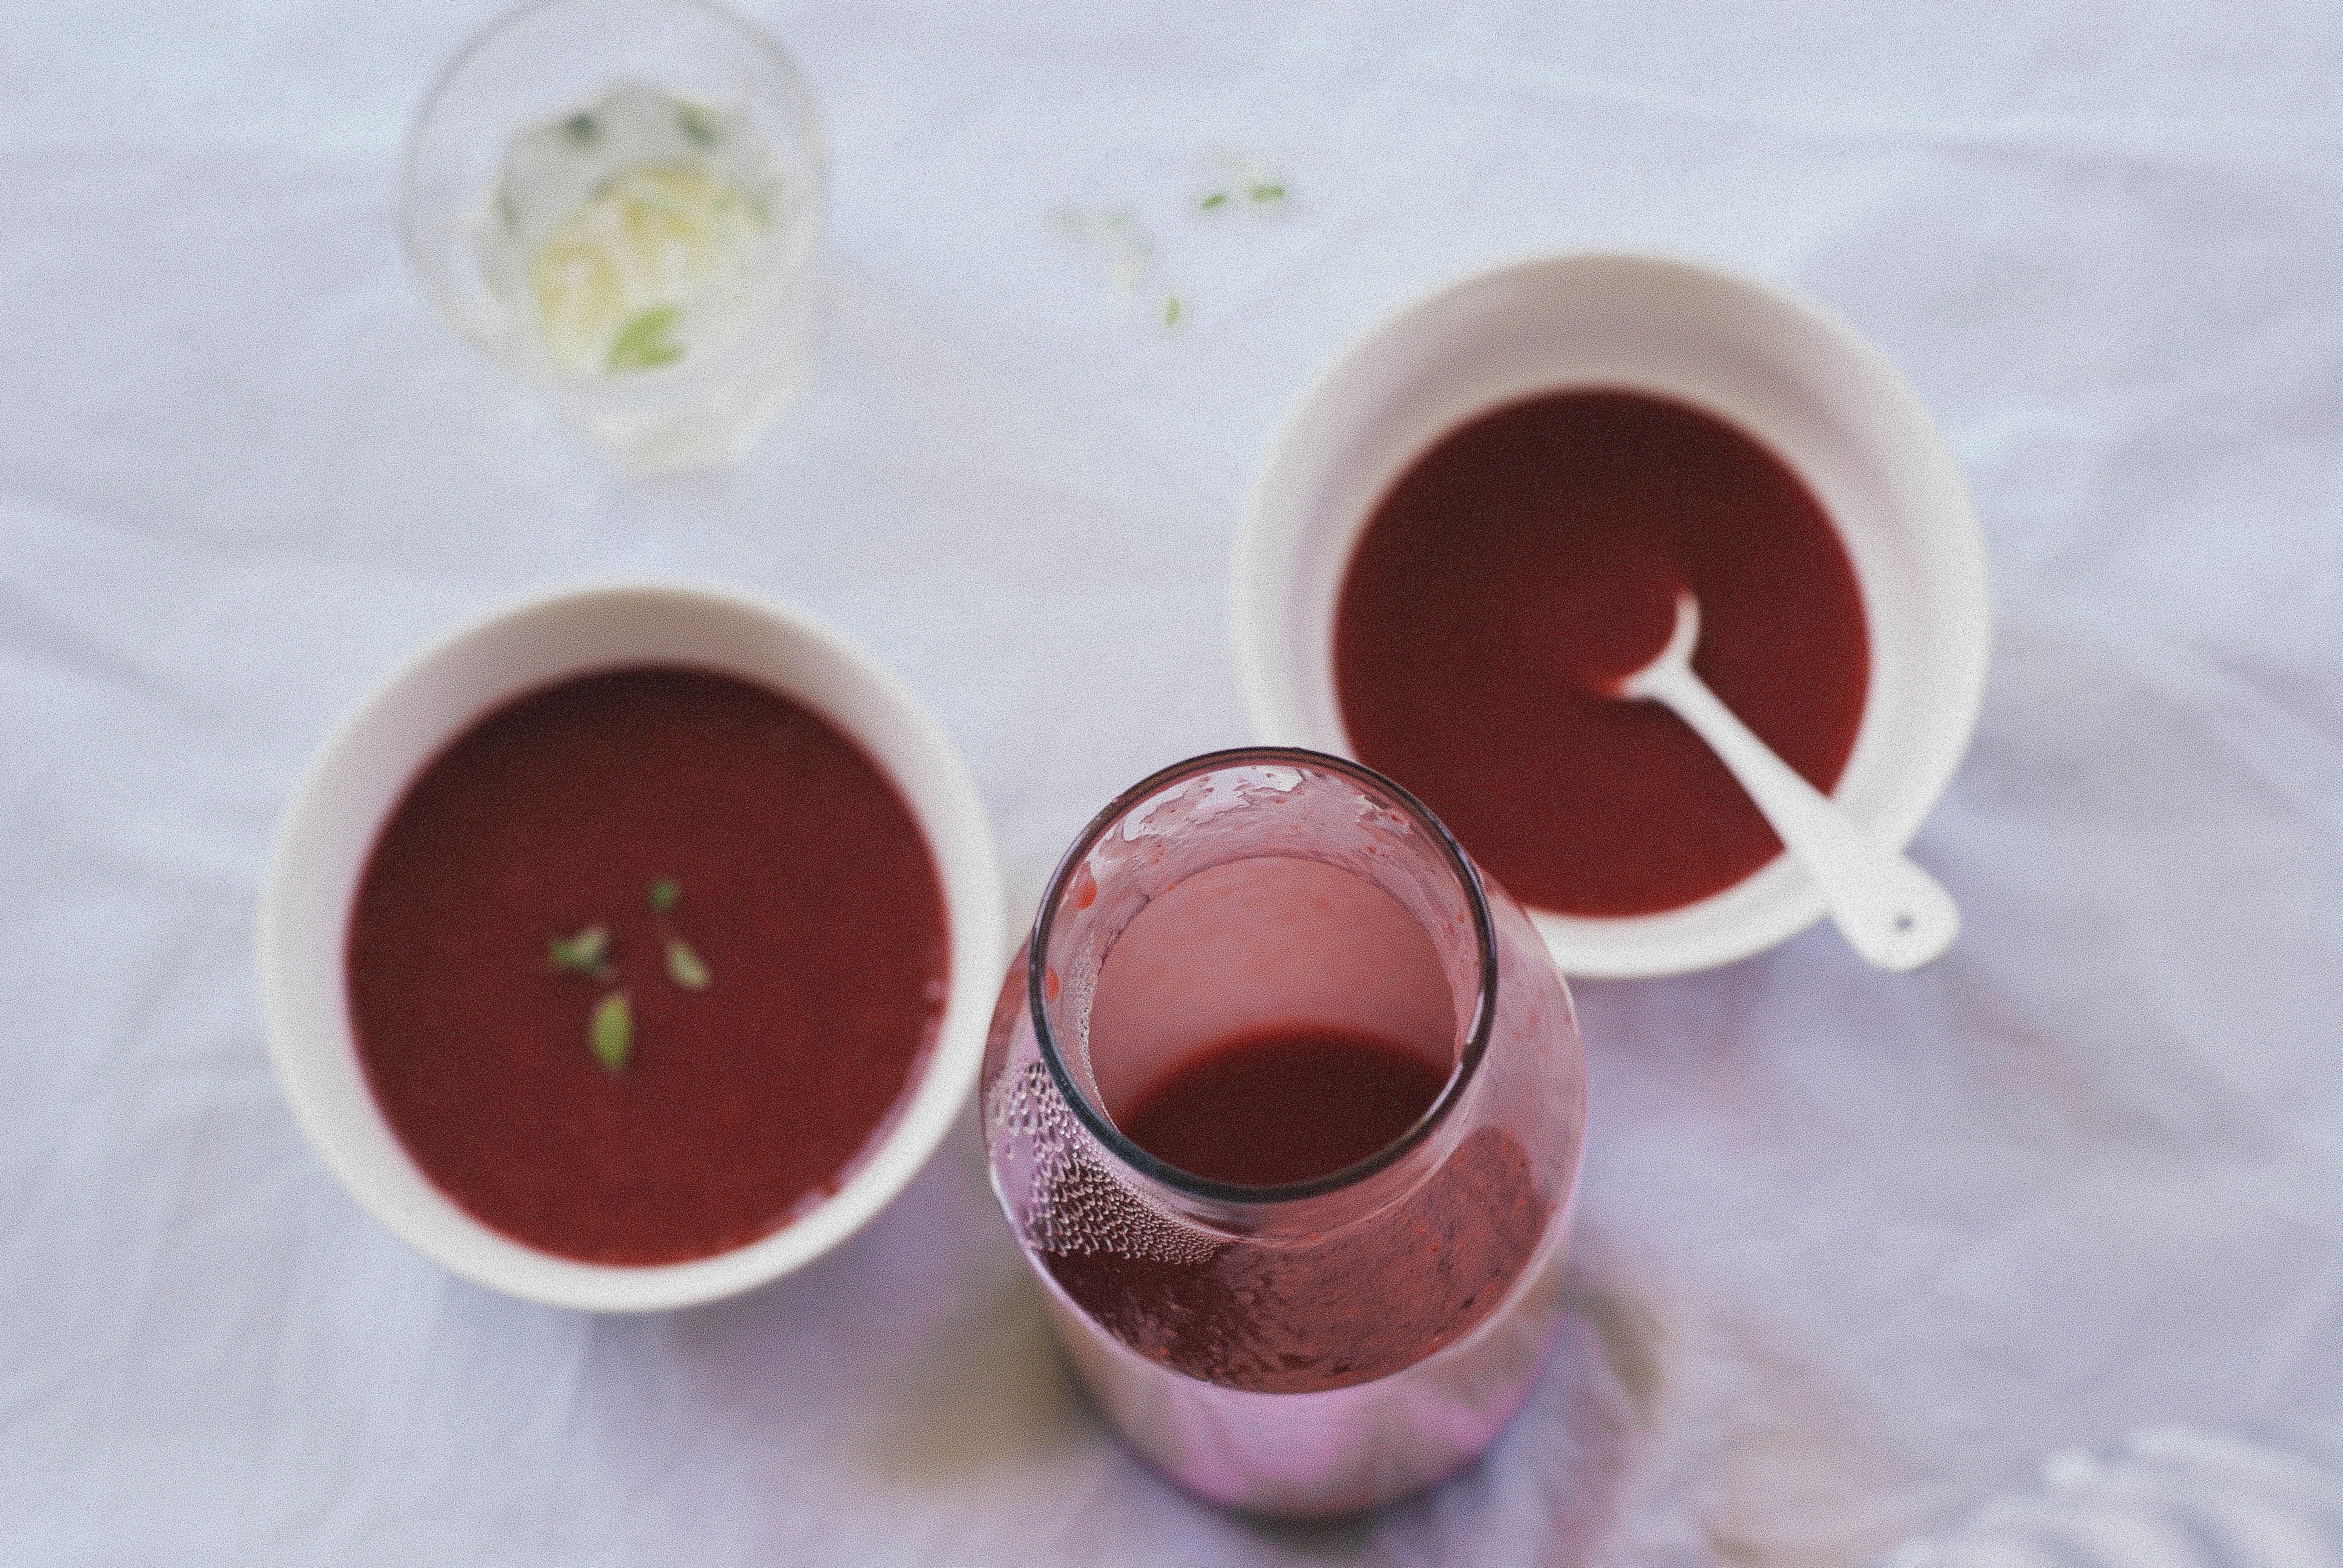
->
{"left": 401, "top": 0, "right": 825, "bottom": 469}
{"left": 982, "top": 749, "right": 1587, "bottom": 1515}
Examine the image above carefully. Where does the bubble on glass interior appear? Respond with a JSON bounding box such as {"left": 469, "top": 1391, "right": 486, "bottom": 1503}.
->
{"left": 1000, "top": 1057, "right": 1217, "bottom": 1263}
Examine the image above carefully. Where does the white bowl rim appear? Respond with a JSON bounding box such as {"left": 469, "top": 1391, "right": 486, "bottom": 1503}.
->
{"left": 255, "top": 579, "right": 1004, "bottom": 1312}
{"left": 1233, "top": 247, "right": 1992, "bottom": 978}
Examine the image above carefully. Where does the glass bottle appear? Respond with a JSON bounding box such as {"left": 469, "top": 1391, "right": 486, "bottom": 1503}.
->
{"left": 981, "top": 748, "right": 1587, "bottom": 1515}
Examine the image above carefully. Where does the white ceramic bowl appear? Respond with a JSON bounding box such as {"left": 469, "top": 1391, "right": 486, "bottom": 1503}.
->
{"left": 1234, "top": 251, "right": 1990, "bottom": 978}
{"left": 257, "top": 583, "right": 1004, "bottom": 1311}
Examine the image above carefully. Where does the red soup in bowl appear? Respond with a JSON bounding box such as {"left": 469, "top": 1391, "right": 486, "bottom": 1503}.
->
{"left": 258, "top": 583, "right": 1003, "bottom": 1312}
{"left": 1236, "top": 253, "right": 1991, "bottom": 978}
{"left": 1334, "top": 387, "right": 1870, "bottom": 920}
{"left": 348, "top": 664, "right": 949, "bottom": 1267}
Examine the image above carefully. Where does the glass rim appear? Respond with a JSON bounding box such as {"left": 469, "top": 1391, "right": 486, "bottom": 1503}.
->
{"left": 1027, "top": 745, "right": 1500, "bottom": 1208}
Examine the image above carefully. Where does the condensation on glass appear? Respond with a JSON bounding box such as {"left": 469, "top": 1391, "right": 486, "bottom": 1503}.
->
{"left": 982, "top": 748, "right": 1588, "bottom": 1515}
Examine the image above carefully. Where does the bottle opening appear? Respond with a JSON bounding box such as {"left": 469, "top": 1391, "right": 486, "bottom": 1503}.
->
{"left": 1031, "top": 748, "right": 1496, "bottom": 1206}
{"left": 1092, "top": 856, "right": 1453, "bottom": 1187}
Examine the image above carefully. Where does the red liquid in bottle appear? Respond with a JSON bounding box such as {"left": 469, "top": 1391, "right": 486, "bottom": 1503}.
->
{"left": 1119, "top": 1028, "right": 1448, "bottom": 1189}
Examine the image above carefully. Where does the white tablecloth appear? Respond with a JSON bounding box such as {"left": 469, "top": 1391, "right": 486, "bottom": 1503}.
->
{"left": 6, "top": 2, "right": 2341, "bottom": 1562}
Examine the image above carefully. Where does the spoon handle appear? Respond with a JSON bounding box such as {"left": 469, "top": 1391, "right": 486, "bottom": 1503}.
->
{"left": 1643, "top": 662, "right": 1960, "bottom": 972}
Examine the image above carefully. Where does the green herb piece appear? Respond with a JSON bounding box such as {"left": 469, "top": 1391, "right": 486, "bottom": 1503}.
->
{"left": 550, "top": 925, "right": 611, "bottom": 976}
{"left": 1162, "top": 293, "right": 1184, "bottom": 328}
{"left": 1198, "top": 189, "right": 1230, "bottom": 211}
{"left": 497, "top": 191, "right": 519, "bottom": 230}
{"left": 563, "top": 111, "right": 599, "bottom": 145}
{"left": 1247, "top": 181, "right": 1286, "bottom": 203}
{"left": 607, "top": 306, "right": 684, "bottom": 373}
{"left": 590, "top": 991, "right": 633, "bottom": 1071}
{"left": 649, "top": 877, "right": 681, "bottom": 913}
{"left": 664, "top": 938, "right": 711, "bottom": 991}
{"left": 677, "top": 104, "right": 717, "bottom": 148}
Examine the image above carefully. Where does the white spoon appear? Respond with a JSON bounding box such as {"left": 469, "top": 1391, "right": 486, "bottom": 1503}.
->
{"left": 1614, "top": 590, "right": 1959, "bottom": 972}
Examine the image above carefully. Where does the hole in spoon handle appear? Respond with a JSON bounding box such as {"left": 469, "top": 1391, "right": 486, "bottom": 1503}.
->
{"left": 1842, "top": 862, "right": 1959, "bottom": 972}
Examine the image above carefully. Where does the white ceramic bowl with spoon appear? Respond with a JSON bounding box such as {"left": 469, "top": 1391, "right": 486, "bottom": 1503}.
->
{"left": 1233, "top": 250, "right": 1991, "bottom": 979}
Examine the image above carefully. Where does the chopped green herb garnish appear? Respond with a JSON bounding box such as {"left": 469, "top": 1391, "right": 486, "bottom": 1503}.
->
{"left": 677, "top": 104, "right": 717, "bottom": 148}
{"left": 649, "top": 877, "right": 680, "bottom": 912}
{"left": 1198, "top": 189, "right": 1230, "bottom": 211}
{"left": 664, "top": 938, "right": 711, "bottom": 991}
{"left": 550, "top": 925, "right": 611, "bottom": 976}
{"left": 590, "top": 991, "right": 633, "bottom": 1071}
{"left": 1161, "top": 293, "right": 1184, "bottom": 328}
{"left": 563, "top": 112, "right": 599, "bottom": 145}
{"left": 607, "top": 306, "right": 684, "bottom": 373}
{"left": 1247, "top": 181, "right": 1286, "bottom": 203}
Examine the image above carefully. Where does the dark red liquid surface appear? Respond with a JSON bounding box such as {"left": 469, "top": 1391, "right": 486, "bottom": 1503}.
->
{"left": 346, "top": 665, "right": 949, "bottom": 1266}
{"left": 1118, "top": 1028, "right": 1449, "bottom": 1187}
{"left": 1335, "top": 388, "right": 1870, "bottom": 916}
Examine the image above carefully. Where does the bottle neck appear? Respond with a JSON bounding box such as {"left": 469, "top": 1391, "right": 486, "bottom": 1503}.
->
{"left": 1030, "top": 748, "right": 1498, "bottom": 1244}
